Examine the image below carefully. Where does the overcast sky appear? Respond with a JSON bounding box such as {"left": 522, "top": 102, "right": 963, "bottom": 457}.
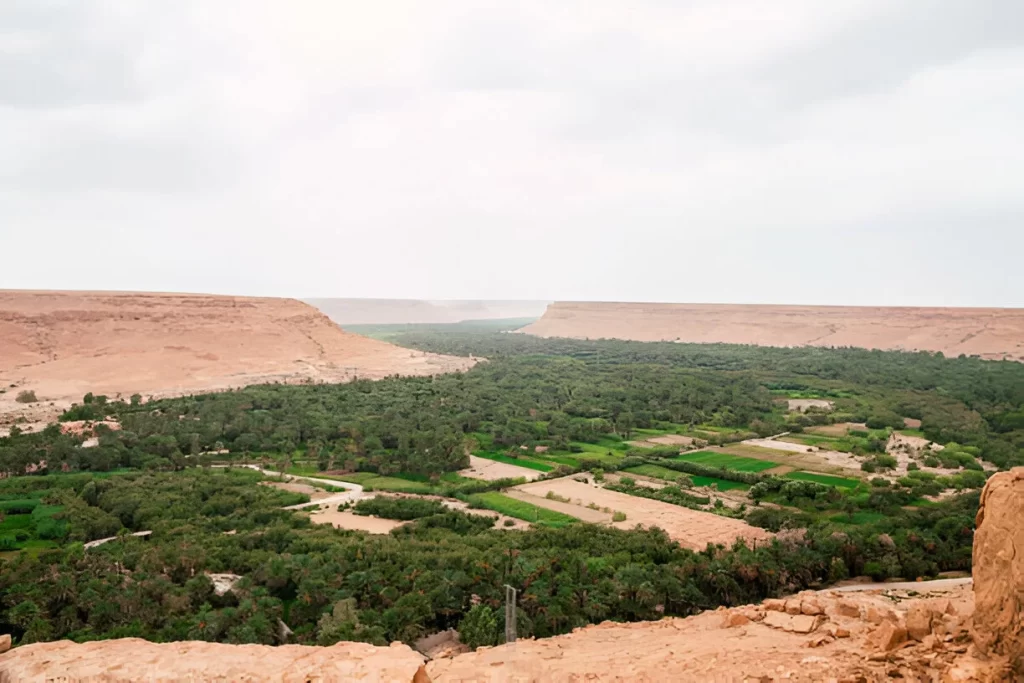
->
{"left": 2, "top": 1, "right": 1022, "bottom": 306}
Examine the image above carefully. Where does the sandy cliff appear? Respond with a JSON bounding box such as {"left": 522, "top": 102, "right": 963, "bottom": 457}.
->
{"left": 520, "top": 302, "right": 1024, "bottom": 360}
{"left": 0, "top": 290, "right": 475, "bottom": 424}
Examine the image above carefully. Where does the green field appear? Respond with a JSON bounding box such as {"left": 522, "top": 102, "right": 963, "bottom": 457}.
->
{"left": 466, "top": 492, "right": 578, "bottom": 528}
{"left": 473, "top": 451, "right": 555, "bottom": 472}
{"left": 284, "top": 468, "right": 438, "bottom": 493}
{"left": 674, "top": 451, "right": 778, "bottom": 473}
{"left": 566, "top": 442, "right": 626, "bottom": 464}
{"left": 622, "top": 464, "right": 687, "bottom": 482}
{"left": 785, "top": 471, "right": 860, "bottom": 489}
{"left": 689, "top": 476, "right": 750, "bottom": 491}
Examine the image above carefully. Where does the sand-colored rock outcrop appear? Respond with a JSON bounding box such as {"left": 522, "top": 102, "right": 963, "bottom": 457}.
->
{"left": 0, "top": 290, "right": 475, "bottom": 424}
{"left": 520, "top": 302, "right": 1024, "bottom": 360}
{"left": 0, "top": 638, "right": 429, "bottom": 682}
{"left": 0, "top": 582, "right": 988, "bottom": 681}
{"left": 972, "top": 467, "right": 1024, "bottom": 666}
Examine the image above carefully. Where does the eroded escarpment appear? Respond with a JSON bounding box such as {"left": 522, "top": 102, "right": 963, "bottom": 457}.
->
{"left": 0, "top": 290, "right": 475, "bottom": 424}
{"left": 520, "top": 301, "right": 1024, "bottom": 360}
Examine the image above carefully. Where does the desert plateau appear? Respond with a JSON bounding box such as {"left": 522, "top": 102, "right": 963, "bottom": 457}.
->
{"left": 0, "top": 290, "right": 473, "bottom": 425}
{"left": 520, "top": 302, "right": 1024, "bottom": 360}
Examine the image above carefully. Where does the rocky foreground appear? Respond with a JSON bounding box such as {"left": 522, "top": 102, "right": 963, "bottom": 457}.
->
{"left": 520, "top": 302, "right": 1024, "bottom": 361}
{"left": 2, "top": 470, "right": 1022, "bottom": 682}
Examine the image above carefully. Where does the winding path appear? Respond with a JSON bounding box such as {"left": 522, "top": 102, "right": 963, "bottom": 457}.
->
{"left": 218, "top": 465, "right": 367, "bottom": 508}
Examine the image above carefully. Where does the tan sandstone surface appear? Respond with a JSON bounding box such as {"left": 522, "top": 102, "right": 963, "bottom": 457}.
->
{"left": 0, "top": 638, "right": 429, "bottom": 682}
{"left": 971, "top": 467, "right": 1024, "bottom": 665}
{"left": 520, "top": 302, "right": 1024, "bottom": 360}
{"left": 0, "top": 290, "right": 474, "bottom": 424}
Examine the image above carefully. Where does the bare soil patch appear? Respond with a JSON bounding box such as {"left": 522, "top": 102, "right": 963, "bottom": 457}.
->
{"left": 787, "top": 399, "right": 834, "bottom": 412}
{"left": 262, "top": 481, "right": 332, "bottom": 501}
{"left": 741, "top": 438, "right": 815, "bottom": 454}
{"left": 513, "top": 477, "right": 772, "bottom": 550}
{"left": 308, "top": 509, "right": 407, "bottom": 534}
{"left": 805, "top": 422, "right": 868, "bottom": 437}
{"left": 458, "top": 455, "right": 544, "bottom": 482}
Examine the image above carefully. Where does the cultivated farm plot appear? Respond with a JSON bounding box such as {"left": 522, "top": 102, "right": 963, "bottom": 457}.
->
{"left": 674, "top": 451, "right": 778, "bottom": 473}
{"left": 309, "top": 509, "right": 407, "bottom": 534}
{"left": 784, "top": 471, "right": 860, "bottom": 489}
{"left": 459, "top": 455, "right": 545, "bottom": 482}
{"left": 512, "top": 477, "right": 773, "bottom": 550}
{"left": 621, "top": 466, "right": 751, "bottom": 492}
{"left": 805, "top": 422, "right": 868, "bottom": 437}
{"left": 742, "top": 438, "right": 816, "bottom": 454}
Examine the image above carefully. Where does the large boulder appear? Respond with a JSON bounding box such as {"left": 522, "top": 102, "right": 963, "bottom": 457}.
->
{"left": 972, "top": 467, "right": 1024, "bottom": 667}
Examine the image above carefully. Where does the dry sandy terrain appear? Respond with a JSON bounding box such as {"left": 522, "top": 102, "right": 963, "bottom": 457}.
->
{"left": 305, "top": 298, "right": 550, "bottom": 325}
{"left": 0, "top": 290, "right": 475, "bottom": 424}
{"left": 521, "top": 301, "right": 1024, "bottom": 360}
{"left": 308, "top": 508, "right": 408, "bottom": 534}
{"left": 429, "top": 583, "right": 978, "bottom": 683}
{"left": 627, "top": 434, "right": 696, "bottom": 449}
{"left": 458, "top": 455, "right": 544, "bottom": 482}
{"left": 743, "top": 438, "right": 816, "bottom": 453}
{"left": 0, "top": 639, "right": 428, "bottom": 682}
{"left": 513, "top": 477, "right": 772, "bottom": 550}
{"left": 261, "top": 481, "right": 332, "bottom": 501}
{"left": 787, "top": 398, "right": 834, "bottom": 412}
{"left": 806, "top": 422, "right": 868, "bottom": 436}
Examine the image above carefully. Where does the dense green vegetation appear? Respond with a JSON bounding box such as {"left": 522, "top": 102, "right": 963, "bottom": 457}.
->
{"left": 465, "top": 492, "right": 578, "bottom": 528}
{"left": 0, "top": 468, "right": 978, "bottom": 648}
{"left": 1, "top": 329, "right": 1019, "bottom": 650}
{"left": 351, "top": 496, "right": 448, "bottom": 521}
{"left": 674, "top": 451, "right": 778, "bottom": 473}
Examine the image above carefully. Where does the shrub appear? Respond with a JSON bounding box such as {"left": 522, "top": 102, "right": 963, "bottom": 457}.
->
{"left": 458, "top": 604, "right": 499, "bottom": 649}
{"left": 15, "top": 390, "right": 38, "bottom": 404}
{"left": 503, "top": 518, "right": 516, "bottom": 527}
{"left": 907, "top": 462, "right": 919, "bottom": 471}
{"left": 351, "top": 496, "right": 447, "bottom": 520}
{"left": 874, "top": 455, "right": 898, "bottom": 470}
{"left": 611, "top": 511, "right": 626, "bottom": 522}
{"left": 923, "top": 456, "right": 940, "bottom": 468}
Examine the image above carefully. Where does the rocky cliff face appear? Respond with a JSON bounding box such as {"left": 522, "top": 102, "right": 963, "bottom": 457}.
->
{"left": 972, "top": 467, "right": 1024, "bottom": 665}
{"left": 520, "top": 301, "right": 1024, "bottom": 360}
{"left": 0, "top": 290, "right": 475, "bottom": 424}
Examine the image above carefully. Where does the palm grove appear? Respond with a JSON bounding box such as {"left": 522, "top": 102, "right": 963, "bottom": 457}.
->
{"left": 1, "top": 334, "right": 1021, "bottom": 648}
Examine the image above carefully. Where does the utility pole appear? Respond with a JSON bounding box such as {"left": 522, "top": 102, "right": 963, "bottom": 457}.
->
{"left": 504, "top": 584, "right": 517, "bottom": 644}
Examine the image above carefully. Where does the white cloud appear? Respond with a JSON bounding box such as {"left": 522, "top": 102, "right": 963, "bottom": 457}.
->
{"left": 1, "top": 0, "right": 1022, "bottom": 306}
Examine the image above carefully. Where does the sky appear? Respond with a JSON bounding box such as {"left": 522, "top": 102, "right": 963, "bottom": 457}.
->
{"left": 1, "top": 0, "right": 1022, "bottom": 307}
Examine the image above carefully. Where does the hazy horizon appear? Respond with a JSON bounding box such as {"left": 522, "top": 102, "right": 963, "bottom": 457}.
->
{"left": 2, "top": 1, "right": 1022, "bottom": 307}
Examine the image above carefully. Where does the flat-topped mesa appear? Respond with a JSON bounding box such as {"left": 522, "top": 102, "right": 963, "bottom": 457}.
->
{"left": 519, "top": 301, "right": 1024, "bottom": 360}
{"left": 0, "top": 290, "right": 475, "bottom": 423}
